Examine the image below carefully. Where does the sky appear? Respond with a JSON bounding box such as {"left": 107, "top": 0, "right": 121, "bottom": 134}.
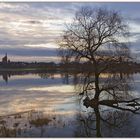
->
{"left": 0, "top": 2, "right": 140, "bottom": 62}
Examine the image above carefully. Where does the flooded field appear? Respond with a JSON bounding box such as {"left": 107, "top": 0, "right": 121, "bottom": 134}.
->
{"left": 0, "top": 72, "right": 140, "bottom": 137}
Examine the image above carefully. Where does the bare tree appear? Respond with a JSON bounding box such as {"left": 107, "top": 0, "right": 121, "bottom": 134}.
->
{"left": 59, "top": 6, "right": 132, "bottom": 101}
{"left": 58, "top": 7, "right": 140, "bottom": 137}
{"left": 73, "top": 72, "right": 140, "bottom": 137}
{"left": 59, "top": 7, "right": 130, "bottom": 64}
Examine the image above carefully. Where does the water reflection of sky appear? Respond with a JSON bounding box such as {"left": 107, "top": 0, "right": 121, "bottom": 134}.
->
{"left": 0, "top": 74, "right": 79, "bottom": 117}
{"left": 0, "top": 73, "right": 139, "bottom": 116}
{"left": 1, "top": 73, "right": 140, "bottom": 137}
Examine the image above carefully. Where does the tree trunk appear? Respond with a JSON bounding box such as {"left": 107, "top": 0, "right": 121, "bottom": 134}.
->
{"left": 94, "top": 106, "right": 102, "bottom": 137}
{"left": 94, "top": 72, "right": 100, "bottom": 100}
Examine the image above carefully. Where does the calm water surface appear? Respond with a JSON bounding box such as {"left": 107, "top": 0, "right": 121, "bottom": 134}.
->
{"left": 0, "top": 72, "right": 140, "bottom": 137}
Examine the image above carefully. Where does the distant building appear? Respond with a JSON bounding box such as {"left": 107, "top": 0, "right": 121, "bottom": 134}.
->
{"left": 2, "top": 53, "right": 10, "bottom": 63}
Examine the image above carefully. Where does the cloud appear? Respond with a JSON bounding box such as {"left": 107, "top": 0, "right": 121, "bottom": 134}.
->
{"left": 6, "top": 55, "right": 60, "bottom": 63}
{"left": 0, "top": 2, "right": 139, "bottom": 62}
{"left": 0, "top": 3, "right": 29, "bottom": 11}
{"left": 0, "top": 46, "right": 58, "bottom": 57}
{"left": 24, "top": 43, "right": 59, "bottom": 49}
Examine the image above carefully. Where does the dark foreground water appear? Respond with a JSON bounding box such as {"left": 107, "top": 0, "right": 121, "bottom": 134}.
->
{"left": 0, "top": 72, "right": 140, "bottom": 137}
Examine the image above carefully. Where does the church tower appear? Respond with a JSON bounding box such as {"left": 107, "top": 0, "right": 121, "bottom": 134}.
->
{"left": 2, "top": 53, "right": 8, "bottom": 63}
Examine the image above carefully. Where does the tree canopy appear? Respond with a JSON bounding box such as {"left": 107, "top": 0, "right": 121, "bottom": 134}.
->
{"left": 59, "top": 7, "right": 130, "bottom": 64}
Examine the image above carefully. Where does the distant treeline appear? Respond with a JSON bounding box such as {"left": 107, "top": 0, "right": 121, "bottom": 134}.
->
{"left": 0, "top": 61, "right": 56, "bottom": 69}
{"left": 0, "top": 61, "right": 140, "bottom": 73}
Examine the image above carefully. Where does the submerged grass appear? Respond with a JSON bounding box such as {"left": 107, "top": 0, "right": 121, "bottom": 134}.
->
{"left": 29, "top": 118, "right": 51, "bottom": 127}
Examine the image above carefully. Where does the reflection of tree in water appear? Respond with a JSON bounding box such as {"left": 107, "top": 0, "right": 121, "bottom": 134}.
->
{"left": 76, "top": 72, "right": 140, "bottom": 111}
{"left": 61, "top": 72, "right": 70, "bottom": 84}
{"left": 38, "top": 72, "right": 70, "bottom": 84}
{"left": 38, "top": 73, "right": 55, "bottom": 79}
{"left": 73, "top": 72, "right": 139, "bottom": 137}
{"left": 75, "top": 109, "right": 136, "bottom": 137}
